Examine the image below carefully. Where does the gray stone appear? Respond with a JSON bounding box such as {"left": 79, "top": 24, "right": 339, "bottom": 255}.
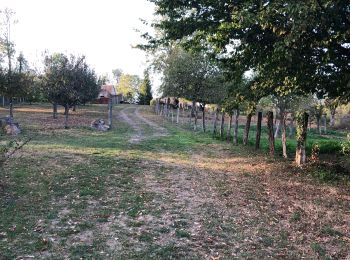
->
{"left": 90, "top": 119, "right": 110, "bottom": 131}
{"left": 0, "top": 116, "right": 21, "bottom": 136}
{"left": 4, "top": 124, "right": 21, "bottom": 135}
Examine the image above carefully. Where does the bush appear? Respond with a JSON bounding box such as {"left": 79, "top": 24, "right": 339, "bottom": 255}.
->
{"left": 341, "top": 133, "right": 350, "bottom": 155}
{"left": 150, "top": 99, "right": 157, "bottom": 106}
{"left": 308, "top": 140, "right": 342, "bottom": 154}
{"left": 311, "top": 169, "right": 338, "bottom": 182}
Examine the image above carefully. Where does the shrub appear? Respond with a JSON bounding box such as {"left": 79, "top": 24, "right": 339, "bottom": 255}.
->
{"left": 150, "top": 99, "right": 157, "bottom": 106}
{"left": 341, "top": 133, "right": 350, "bottom": 155}
{"left": 308, "top": 140, "right": 342, "bottom": 154}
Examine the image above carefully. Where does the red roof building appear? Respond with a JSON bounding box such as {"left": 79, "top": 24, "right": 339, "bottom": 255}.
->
{"left": 98, "top": 85, "right": 117, "bottom": 98}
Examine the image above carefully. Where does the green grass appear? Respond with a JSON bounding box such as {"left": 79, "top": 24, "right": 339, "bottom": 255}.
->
{"left": 0, "top": 104, "right": 208, "bottom": 258}
{"left": 0, "top": 103, "right": 349, "bottom": 259}
{"left": 210, "top": 124, "right": 345, "bottom": 157}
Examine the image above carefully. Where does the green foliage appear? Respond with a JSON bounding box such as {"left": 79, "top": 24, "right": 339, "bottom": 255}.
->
{"left": 161, "top": 46, "right": 225, "bottom": 104}
{"left": 311, "top": 168, "right": 338, "bottom": 183}
{"left": 150, "top": 99, "right": 157, "bottom": 106}
{"left": 41, "top": 53, "right": 99, "bottom": 108}
{"left": 175, "top": 229, "right": 191, "bottom": 238}
{"left": 295, "top": 112, "right": 308, "bottom": 142}
{"left": 290, "top": 211, "right": 302, "bottom": 222}
{"left": 311, "top": 242, "right": 328, "bottom": 258}
{"left": 320, "top": 226, "right": 343, "bottom": 237}
{"left": 138, "top": 70, "right": 153, "bottom": 105}
{"left": 341, "top": 133, "right": 350, "bottom": 155}
{"left": 143, "top": 0, "right": 350, "bottom": 102}
{"left": 117, "top": 73, "right": 140, "bottom": 103}
{"left": 309, "top": 140, "right": 341, "bottom": 155}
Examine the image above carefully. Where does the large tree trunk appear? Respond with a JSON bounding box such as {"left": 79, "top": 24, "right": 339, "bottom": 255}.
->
{"left": 202, "top": 107, "right": 206, "bottom": 132}
{"left": 255, "top": 111, "right": 262, "bottom": 150}
{"left": 9, "top": 97, "right": 13, "bottom": 118}
{"left": 233, "top": 109, "right": 240, "bottom": 145}
{"left": 243, "top": 113, "right": 252, "bottom": 146}
{"left": 281, "top": 111, "right": 287, "bottom": 158}
{"left": 295, "top": 112, "right": 309, "bottom": 166}
{"left": 64, "top": 104, "right": 69, "bottom": 129}
{"left": 213, "top": 108, "right": 219, "bottom": 136}
{"left": 220, "top": 112, "right": 225, "bottom": 139}
{"left": 267, "top": 111, "right": 275, "bottom": 156}
{"left": 227, "top": 114, "right": 233, "bottom": 142}
{"left": 53, "top": 103, "right": 58, "bottom": 119}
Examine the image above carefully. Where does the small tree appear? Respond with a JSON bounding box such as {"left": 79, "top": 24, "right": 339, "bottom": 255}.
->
{"left": 138, "top": 70, "right": 153, "bottom": 105}
{"left": 117, "top": 73, "right": 140, "bottom": 103}
{"left": 325, "top": 98, "right": 340, "bottom": 127}
{"left": 161, "top": 46, "right": 224, "bottom": 131}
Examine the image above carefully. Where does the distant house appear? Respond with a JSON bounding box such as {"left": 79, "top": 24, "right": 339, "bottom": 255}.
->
{"left": 98, "top": 85, "right": 117, "bottom": 98}
{"left": 96, "top": 85, "right": 123, "bottom": 104}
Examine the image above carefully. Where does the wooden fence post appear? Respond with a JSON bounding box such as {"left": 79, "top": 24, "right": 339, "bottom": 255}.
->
{"left": 255, "top": 111, "right": 262, "bottom": 150}
{"left": 267, "top": 111, "right": 275, "bottom": 156}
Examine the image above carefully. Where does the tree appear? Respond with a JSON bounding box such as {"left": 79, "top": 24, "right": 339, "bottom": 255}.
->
{"left": 259, "top": 94, "right": 302, "bottom": 158}
{"left": 161, "top": 46, "right": 225, "bottom": 131}
{"left": 143, "top": 0, "right": 350, "bottom": 164}
{"left": 117, "top": 74, "right": 140, "bottom": 103}
{"left": 138, "top": 70, "right": 153, "bottom": 105}
{"left": 325, "top": 98, "right": 341, "bottom": 127}
{"left": 112, "top": 68, "right": 123, "bottom": 84}
{"left": 0, "top": 8, "right": 32, "bottom": 118}
{"left": 309, "top": 96, "right": 325, "bottom": 135}
{"left": 41, "top": 53, "right": 98, "bottom": 128}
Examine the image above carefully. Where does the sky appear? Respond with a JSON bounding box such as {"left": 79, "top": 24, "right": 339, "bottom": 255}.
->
{"left": 0, "top": 0, "right": 156, "bottom": 79}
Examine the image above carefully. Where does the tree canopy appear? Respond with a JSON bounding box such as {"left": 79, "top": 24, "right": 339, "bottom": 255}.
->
{"left": 144, "top": 0, "right": 350, "bottom": 101}
{"left": 117, "top": 74, "right": 141, "bottom": 103}
{"left": 138, "top": 70, "right": 153, "bottom": 105}
{"left": 41, "top": 53, "right": 99, "bottom": 127}
{"left": 161, "top": 46, "right": 225, "bottom": 104}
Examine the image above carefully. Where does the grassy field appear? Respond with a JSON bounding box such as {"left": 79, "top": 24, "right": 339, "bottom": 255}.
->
{"left": 0, "top": 103, "right": 349, "bottom": 259}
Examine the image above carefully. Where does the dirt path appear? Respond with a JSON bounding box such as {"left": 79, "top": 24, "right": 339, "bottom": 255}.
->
{"left": 119, "top": 106, "right": 143, "bottom": 143}
{"left": 119, "top": 106, "right": 168, "bottom": 143}
{"left": 112, "top": 105, "right": 350, "bottom": 259}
